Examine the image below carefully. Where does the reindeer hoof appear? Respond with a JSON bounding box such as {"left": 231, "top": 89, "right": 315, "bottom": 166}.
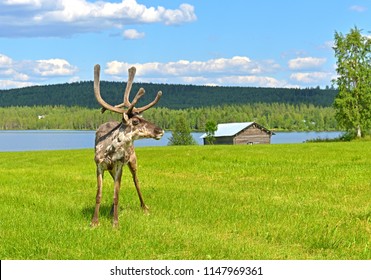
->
{"left": 113, "top": 221, "right": 119, "bottom": 228}
{"left": 142, "top": 205, "right": 150, "bottom": 215}
{"left": 91, "top": 220, "right": 100, "bottom": 227}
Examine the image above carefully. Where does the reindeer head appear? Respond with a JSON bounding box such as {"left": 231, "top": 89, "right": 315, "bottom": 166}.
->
{"left": 94, "top": 64, "right": 164, "bottom": 144}
{"left": 121, "top": 114, "right": 164, "bottom": 141}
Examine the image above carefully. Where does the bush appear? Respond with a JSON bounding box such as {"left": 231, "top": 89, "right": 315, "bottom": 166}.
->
{"left": 168, "top": 116, "right": 197, "bottom": 145}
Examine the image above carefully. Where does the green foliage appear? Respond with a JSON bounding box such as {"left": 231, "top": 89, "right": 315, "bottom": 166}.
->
{"left": 0, "top": 143, "right": 370, "bottom": 259}
{"left": 147, "top": 103, "right": 338, "bottom": 131}
{"left": 168, "top": 115, "right": 196, "bottom": 145}
{"left": 0, "top": 80, "right": 340, "bottom": 132}
{"left": 305, "top": 131, "right": 354, "bottom": 143}
{"left": 0, "top": 105, "right": 119, "bottom": 130}
{"left": 0, "top": 104, "right": 338, "bottom": 131}
{"left": 333, "top": 27, "right": 371, "bottom": 137}
{"left": 204, "top": 120, "right": 217, "bottom": 144}
{"left": 0, "top": 81, "right": 337, "bottom": 109}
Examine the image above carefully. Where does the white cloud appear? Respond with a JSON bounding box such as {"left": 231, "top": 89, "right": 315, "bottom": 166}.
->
{"left": 176, "top": 75, "right": 284, "bottom": 87}
{"left": 3, "top": 0, "right": 43, "bottom": 5}
{"left": 0, "top": 53, "right": 78, "bottom": 89}
{"left": 105, "top": 56, "right": 280, "bottom": 77}
{"left": 0, "top": 54, "right": 13, "bottom": 67}
{"left": 0, "top": 80, "right": 34, "bottom": 89}
{"left": 0, "top": 0, "right": 197, "bottom": 37}
{"left": 104, "top": 56, "right": 287, "bottom": 87}
{"left": 1, "top": 53, "right": 334, "bottom": 89}
{"left": 215, "top": 75, "right": 287, "bottom": 88}
{"left": 34, "top": 59, "right": 77, "bottom": 76}
{"left": 290, "top": 72, "right": 333, "bottom": 84}
{"left": 288, "top": 57, "right": 327, "bottom": 70}
{"left": 162, "top": 3, "right": 196, "bottom": 25}
{"left": 350, "top": 5, "right": 367, "bottom": 12}
{"left": 180, "top": 74, "right": 288, "bottom": 88}
{"left": 1, "top": 68, "right": 29, "bottom": 80}
{"left": 123, "top": 29, "right": 145, "bottom": 40}
{"left": 319, "top": 41, "right": 334, "bottom": 50}
{"left": 69, "top": 76, "right": 80, "bottom": 83}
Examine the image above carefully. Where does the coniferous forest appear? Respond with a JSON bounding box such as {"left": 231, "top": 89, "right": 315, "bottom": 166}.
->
{"left": 0, "top": 81, "right": 337, "bottom": 109}
{"left": 0, "top": 81, "right": 338, "bottom": 131}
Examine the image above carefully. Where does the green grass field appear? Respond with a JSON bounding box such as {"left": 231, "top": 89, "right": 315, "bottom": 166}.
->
{"left": 0, "top": 142, "right": 370, "bottom": 260}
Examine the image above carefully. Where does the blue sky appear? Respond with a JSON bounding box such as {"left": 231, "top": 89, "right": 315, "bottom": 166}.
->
{"left": 0, "top": 0, "right": 370, "bottom": 89}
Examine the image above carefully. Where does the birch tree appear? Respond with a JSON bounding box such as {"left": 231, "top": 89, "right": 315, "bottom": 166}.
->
{"left": 333, "top": 27, "right": 371, "bottom": 137}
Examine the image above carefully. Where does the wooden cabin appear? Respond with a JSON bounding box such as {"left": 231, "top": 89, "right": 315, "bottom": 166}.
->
{"left": 201, "top": 122, "right": 274, "bottom": 145}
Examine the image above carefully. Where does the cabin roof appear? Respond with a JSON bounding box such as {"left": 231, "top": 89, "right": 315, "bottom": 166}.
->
{"left": 200, "top": 122, "right": 258, "bottom": 138}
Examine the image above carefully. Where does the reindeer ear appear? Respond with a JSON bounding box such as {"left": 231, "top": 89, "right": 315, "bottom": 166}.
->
{"left": 122, "top": 113, "right": 130, "bottom": 124}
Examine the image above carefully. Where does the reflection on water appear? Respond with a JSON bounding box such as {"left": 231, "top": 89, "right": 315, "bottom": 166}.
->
{"left": 0, "top": 130, "right": 343, "bottom": 152}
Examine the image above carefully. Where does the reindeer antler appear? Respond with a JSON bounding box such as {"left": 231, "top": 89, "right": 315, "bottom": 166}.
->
{"left": 123, "top": 67, "right": 136, "bottom": 108}
{"left": 94, "top": 64, "right": 162, "bottom": 115}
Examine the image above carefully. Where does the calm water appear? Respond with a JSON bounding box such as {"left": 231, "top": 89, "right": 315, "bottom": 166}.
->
{"left": 0, "top": 130, "right": 343, "bottom": 152}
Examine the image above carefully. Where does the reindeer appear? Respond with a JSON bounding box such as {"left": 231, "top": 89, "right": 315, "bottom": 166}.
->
{"left": 91, "top": 64, "right": 164, "bottom": 227}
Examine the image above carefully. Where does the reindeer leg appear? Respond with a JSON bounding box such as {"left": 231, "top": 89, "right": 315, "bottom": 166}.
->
{"left": 112, "top": 164, "right": 123, "bottom": 227}
{"left": 91, "top": 166, "right": 103, "bottom": 227}
{"left": 128, "top": 158, "right": 149, "bottom": 213}
{"left": 108, "top": 170, "right": 115, "bottom": 216}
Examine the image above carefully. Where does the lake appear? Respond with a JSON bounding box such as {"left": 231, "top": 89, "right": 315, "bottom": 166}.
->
{"left": 0, "top": 130, "right": 344, "bottom": 152}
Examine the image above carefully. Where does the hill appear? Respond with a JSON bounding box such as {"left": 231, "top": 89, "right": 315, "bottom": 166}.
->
{"left": 0, "top": 81, "right": 337, "bottom": 109}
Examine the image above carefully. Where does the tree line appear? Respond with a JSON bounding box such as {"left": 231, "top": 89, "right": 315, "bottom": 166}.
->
{"left": 0, "top": 81, "right": 337, "bottom": 109}
{"left": 0, "top": 104, "right": 337, "bottom": 131}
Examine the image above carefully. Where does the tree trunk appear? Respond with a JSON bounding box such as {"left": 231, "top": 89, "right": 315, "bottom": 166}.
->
{"left": 356, "top": 125, "right": 362, "bottom": 138}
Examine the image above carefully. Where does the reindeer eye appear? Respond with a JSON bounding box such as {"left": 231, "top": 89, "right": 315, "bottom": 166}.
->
{"left": 132, "top": 119, "right": 140, "bottom": 125}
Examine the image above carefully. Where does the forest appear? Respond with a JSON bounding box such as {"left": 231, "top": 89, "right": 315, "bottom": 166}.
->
{"left": 0, "top": 81, "right": 337, "bottom": 109}
{"left": 0, "top": 81, "right": 339, "bottom": 131}
{"left": 0, "top": 104, "right": 337, "bottom": 131}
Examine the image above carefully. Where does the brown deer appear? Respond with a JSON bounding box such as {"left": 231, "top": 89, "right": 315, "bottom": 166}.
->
{"left": 91, "top": 64, "right": 164, "bottom": 227}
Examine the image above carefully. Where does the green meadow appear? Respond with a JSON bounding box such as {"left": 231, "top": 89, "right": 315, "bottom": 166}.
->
{"left": 0, "top": 142, "right": 370, "bottom": 260}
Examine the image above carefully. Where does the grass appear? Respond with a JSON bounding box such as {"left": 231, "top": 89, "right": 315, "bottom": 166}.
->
{"left": 0, "top": 142, "right": 370, "bottom": 260}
